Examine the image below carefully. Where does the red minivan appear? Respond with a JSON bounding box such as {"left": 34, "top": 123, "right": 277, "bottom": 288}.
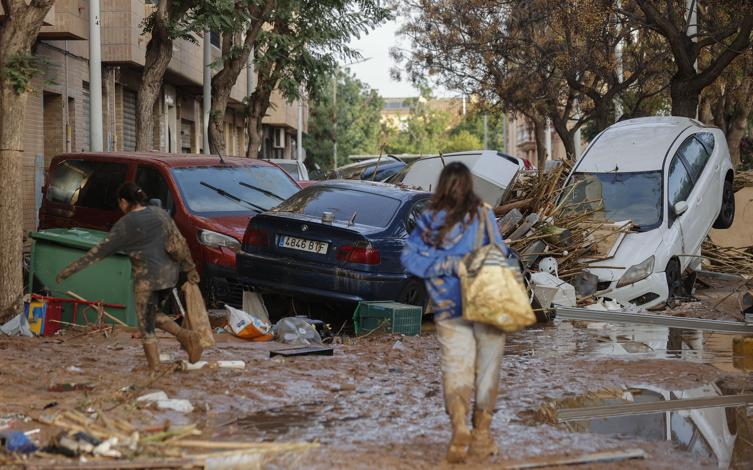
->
{"left": 39, "top": 152, "right": 301, "bottom": 307}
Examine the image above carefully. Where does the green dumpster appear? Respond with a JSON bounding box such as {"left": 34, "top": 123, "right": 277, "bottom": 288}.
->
{"left": 29, "top": 228, "right": 137, "bottom": 327}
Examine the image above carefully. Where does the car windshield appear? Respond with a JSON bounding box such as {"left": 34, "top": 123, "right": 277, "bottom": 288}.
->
{"left": 172, "top": 166, "right": 299, "bottom": 215}
{"left": 560, "top": 171, "right": 663, "bottom": 231}
{"left": 272, "top": 186, "right": 402, "bottom": 227}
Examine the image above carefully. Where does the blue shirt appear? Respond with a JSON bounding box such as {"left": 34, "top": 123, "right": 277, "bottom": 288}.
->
{"left": 400, "top": 207, "right": 509, "bottom": 321}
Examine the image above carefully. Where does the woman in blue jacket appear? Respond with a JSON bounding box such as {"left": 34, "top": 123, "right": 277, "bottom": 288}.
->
{"left": 401, "top": 162, "right": 509, "bottom": 463}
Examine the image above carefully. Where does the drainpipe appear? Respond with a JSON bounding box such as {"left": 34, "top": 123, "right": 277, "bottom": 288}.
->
{"left": 202, "top": 31, "right": 211, "bottom": 154}
{"left": 89, "top": 0, "right": 103, "bottom": 151}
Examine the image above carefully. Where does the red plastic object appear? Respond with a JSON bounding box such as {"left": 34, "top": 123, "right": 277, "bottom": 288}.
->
{"left": 42, "top": 300, "right": 63, "bottom": 337}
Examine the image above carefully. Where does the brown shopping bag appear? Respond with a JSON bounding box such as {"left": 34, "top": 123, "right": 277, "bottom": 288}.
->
{"left": 181, "top": 282, "right": 215, "bottom": 348}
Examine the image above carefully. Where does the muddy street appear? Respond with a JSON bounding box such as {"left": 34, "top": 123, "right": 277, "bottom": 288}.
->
{"left": 2, "top": 308, "right": 752, "bottom": 469}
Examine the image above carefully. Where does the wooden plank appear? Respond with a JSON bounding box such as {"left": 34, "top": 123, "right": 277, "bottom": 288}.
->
{"left": 509, "top": 213, "right": 540, "bottom": 241}
{"left": 497, "top": 208, "right": 523, "bottom": 237}
{"left": 503, "top": 448, "right": 646, "bottom": 469}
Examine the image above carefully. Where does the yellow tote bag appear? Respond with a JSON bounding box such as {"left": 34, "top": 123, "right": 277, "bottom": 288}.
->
{"left": 458, "top": 209, "right": 535, "bottom": 332}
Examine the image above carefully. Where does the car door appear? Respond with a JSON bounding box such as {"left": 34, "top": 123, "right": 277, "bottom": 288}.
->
{"left": 675, "top": 134, "right": 717, "bottom": 250}
{"left": 666, "top": 147, "right": 700, "bottom": 267}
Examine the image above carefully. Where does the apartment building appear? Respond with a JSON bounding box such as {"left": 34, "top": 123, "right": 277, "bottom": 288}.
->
{"left": 18, "top": 0, "right": 307, "bottom": 233}
{"left": 505, "top": 115, "right": 584, "bottom": 163}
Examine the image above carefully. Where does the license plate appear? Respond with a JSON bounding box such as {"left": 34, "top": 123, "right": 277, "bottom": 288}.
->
{"left": 279, "top": 236, "right": 328, "bottom": 254}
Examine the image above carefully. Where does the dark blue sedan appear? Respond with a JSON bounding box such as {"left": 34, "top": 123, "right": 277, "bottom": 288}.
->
{"left": 237, "top": 180, "right": 430, "bottom": 306}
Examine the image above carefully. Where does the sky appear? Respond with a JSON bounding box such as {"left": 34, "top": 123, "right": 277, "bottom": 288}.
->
{"left": 344, "top": 17, "right": 450, "bottom": 99}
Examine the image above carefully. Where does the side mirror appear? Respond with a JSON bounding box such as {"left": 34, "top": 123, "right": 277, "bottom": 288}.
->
{"left": 674, "top": 200, "right": 688, "bottom": 216}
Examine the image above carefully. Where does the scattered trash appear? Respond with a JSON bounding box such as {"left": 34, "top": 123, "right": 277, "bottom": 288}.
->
{"left": 392, "top": 340, "right": 406, "bottom": 351}
{"left": 157, "top": 399, "right": 194, "bottom": 414}
{"left": 93, "top": 437, "right": 122, "bottom": 458}
{"left": 136, "top": 391, "right": 169, "bottom": 403}
{"left": 65, "top": 366, "right": 84, "bottom": 373}
{"left": 573, "top": 271, "right": 600, "bottom": 297}
{"left": 43, "top": 402, "right": 58, "bottom": 410}
{"left": 270, "top": 346, "right": 334, "bottom": 358}
{"left": 179, "top": 360, "right": 246, "bottom": 370}
{"left": 48, "top": 383, "right": 95, "bottom": 393}
{"left": 274, "top": 317, "right": 322, "bottom": 345}
{"left": 180, "top": 360, "right": 208, "bottom": 371}
{"left": 242, "top": 291, "right": 270, "bottom": 323}
{"left": 159, "top": 352, "right": 175, "bottom": 363}
{"left": 530, "top": 272, "right": 576, "bottom": 308}
{"left": 1, "top": 431, "right": 38, "bottom": 453}
{"left": 0, "top": 313, "right": 34, "bottom": 337}
{"left": 217, "top": 360, "right": 245, "bottom": 369}
{"left": 225, "top": 305, "right": 273, "bottom": 341}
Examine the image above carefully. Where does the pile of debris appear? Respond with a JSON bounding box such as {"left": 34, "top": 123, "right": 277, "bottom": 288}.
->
{"left": 495, "top": 164, "right": 632, "bottom": 310}
{"left": 702, "top": 239, "right": 753, "bottom": 275}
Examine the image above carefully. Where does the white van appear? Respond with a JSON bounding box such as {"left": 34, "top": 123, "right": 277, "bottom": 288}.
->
{"left": 561, "top": 117, "right": 735, "bottom": 308}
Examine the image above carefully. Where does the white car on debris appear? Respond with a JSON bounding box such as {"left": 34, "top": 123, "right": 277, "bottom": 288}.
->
{"left": 560, "top": 116, "right": 735, "bottom": 309}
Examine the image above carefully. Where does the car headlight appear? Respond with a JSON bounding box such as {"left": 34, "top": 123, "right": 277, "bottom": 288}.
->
{"left": 197, "top": 230, "right": 241, "bottom": 252}
{"left": 616, "top": 256, "right": 655, "bottom": 288}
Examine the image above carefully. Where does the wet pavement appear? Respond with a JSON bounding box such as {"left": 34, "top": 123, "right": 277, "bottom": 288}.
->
{"left": 1, "top": 312, "right": 752, "bottom": 468}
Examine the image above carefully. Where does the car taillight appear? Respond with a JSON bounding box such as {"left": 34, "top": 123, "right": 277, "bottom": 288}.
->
{"left": 243, "top": 228, "right": 268, "bottom": 247}
{"left": 337, "top": 244, "right": 381, "bottom": 265}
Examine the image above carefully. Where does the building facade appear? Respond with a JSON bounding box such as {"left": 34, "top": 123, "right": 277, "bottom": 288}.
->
{"left": 18, "top": 0, "right": 307, "bottom": 233}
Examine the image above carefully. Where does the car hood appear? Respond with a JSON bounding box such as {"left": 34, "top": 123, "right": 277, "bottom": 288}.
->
{"left": 585, "top": 229, "right": 663, "bottom": 281}
{"left": 198, "top": 214, "right": 254, "bottom": 240}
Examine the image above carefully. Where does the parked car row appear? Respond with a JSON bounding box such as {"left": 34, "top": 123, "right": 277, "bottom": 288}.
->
{"left": 38, "top": 116, "right": 735, "bottom": 314}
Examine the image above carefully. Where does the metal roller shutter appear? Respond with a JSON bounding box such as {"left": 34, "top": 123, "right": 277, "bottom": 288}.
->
{"left": 123, "top": 90, "right": 137, "bottom": 151}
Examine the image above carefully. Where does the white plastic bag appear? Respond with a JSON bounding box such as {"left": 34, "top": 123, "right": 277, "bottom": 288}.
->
{"left": 225, "top": 305, "right": 273, "bottom": 341}
{"left": 274, "top": 317, "right": 322, "bottom": 346}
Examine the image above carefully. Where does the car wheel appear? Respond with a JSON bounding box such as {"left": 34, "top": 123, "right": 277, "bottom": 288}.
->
{"left": 713, "top": 179, "right": 735, "bottom": 229}
{"left": 666, "top": 258, "right": 683, "bottom": 300}
{"left": 397, "top": 278, "right": 428, "bottom": 311}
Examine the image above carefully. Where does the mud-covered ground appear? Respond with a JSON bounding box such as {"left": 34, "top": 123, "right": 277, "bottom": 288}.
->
{"left": 1, "top": 275, "right": 752, "bottom": 469}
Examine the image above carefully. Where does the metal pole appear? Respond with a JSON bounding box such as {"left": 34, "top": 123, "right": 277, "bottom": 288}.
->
{"left": 332, "top": 68, "right": 338, "bottom": 170}
{"left": 545, "top": 118, "right": 552, "bottom": 159}
{"left": 483, "top": 114, "right": 488, "bottom": 149}
{"left": 687, "top": 0, "right": 699, "bottom": 118}
{"left": 202, "top": 31, "right": 211, "bottom": 154}
{"left": 246, "top": 47, "right": 254, "bottom": 97}
{"left": 89, "top": 0, "right": 103, "bottom": 151}
{"left": 297, "top": 87, "right": 304, "bottom": 163}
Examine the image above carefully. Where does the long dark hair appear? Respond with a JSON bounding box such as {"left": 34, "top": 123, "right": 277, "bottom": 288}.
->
{"left": 428, "top": 162, "right": 482, "bottom": 245}
{"left": 117, "top": 182, "right": 147, "bottom": 210}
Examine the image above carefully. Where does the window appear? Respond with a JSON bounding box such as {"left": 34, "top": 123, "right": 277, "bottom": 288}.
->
{"left": 210, "top": 31, "right": 220, "bottom": 48}
{"left": 136, "top": 166, "right": 174, "bottom": 212}
{"left": 667, "top": 156, "right": 693, "bottom": 223}
{"left": 695, "top": 132, "right": 715, "bottom": 156}
{"left": 677, "top": 135, "right": 710, "bottom": 182}
{"left": 406, "top": 198, "right": 430, "bottom": 232}
{"left": 273, "top": 187, "right": 402, "bottom": 228}
{"left": 47, "top": 160, "right": 128, "bottom": 211}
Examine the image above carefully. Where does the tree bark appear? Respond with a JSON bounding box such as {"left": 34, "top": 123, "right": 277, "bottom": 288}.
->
{"left": 670, "top": 78, "right": 701, "bottom": 118}
{"left": 0, "top": 0, "right": 55, "bottom": 323}
{"left": 136, "top": 6, "right": 173, "bottom": 151}
{"left": 245, "top": 86, "right": 273, "bottom": 158}
{"left": 531, "top": 114, "right": 547, "bottom": 172}
{"left": 208, "top": 6, "right": 270, "bottom": 155}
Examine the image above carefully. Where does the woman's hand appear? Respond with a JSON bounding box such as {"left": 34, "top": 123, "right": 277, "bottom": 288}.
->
{"left": 187, "top": 269, "right": 200, "bottom": 284}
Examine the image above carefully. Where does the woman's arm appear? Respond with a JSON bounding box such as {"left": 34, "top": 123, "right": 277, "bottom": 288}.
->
{"left": 400, "top": 212, "right": 463, "bottom": 279}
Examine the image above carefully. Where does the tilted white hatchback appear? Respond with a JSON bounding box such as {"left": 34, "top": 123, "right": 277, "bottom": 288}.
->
{"left": 561, "top": 117, "right": 735, "bottom": 309}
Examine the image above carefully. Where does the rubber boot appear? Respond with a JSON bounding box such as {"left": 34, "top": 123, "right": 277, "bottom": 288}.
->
{"left": 142, "top": 339, "right": 161, "bottom": 372}
{"left": 446, "top": 396, "right": 472, "bottom": 464}
{"left": 469, "top": 409, "right": 498, "bottom": 459}
{"left": 155, "top": 315, "right": 203, "bottom": 363}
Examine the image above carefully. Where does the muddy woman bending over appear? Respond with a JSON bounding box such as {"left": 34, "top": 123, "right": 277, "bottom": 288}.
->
{"left": 56, "top": 182, "right": 203, "bottom": 371}
{"left": 401, "top": 162, "right": 509, "bottom": 463}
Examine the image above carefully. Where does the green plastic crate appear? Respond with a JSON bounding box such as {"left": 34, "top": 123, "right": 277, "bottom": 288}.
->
{"left": 353, "top": 301, "right": 422, "bottom": 336}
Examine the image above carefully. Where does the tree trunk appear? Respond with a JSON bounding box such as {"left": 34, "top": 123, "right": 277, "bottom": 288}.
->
{"left": 245, "top": 88, "right": 272, "bottom": 158}
{"left": 0, "top": 0, "right": 56, "bottom": 323}
{"left": 550, "top": 115, "right": 576, "bottom": 161}
{"left": 531, "top": 115, "right": 547, "bottom": 171}
{"left": 670, "top": 78, "right": 700, "bottom": 118}
{"left": 208, "top": 16, "right": 268, "bottom": 155}
{"left": 136, "top": 16, "right": 173, "bottom": 151}
{"left": 727, "top": 115, "right": 747, "bottom": 167}
{"left": 0, "top": 83, "right": 26, "bottom": 323}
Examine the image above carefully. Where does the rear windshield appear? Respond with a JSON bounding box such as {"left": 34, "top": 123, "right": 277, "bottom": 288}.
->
{"left": 275, "top": 162, "right": 301, "bottom": 180}
{"left": 172, "top": 166, "right": 299, "bottom": 215}
{"left": 272, "top": 186, "right": 402, "bottom": 227}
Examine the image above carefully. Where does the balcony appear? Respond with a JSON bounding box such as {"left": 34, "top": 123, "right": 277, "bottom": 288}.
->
{"left": 39, "top": 0, "right": 88, "bottom": 40}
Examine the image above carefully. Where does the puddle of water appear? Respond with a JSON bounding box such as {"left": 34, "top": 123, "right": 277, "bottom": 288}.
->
{"left": 508, "top": 321, "right": 753, "bottom": 374}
